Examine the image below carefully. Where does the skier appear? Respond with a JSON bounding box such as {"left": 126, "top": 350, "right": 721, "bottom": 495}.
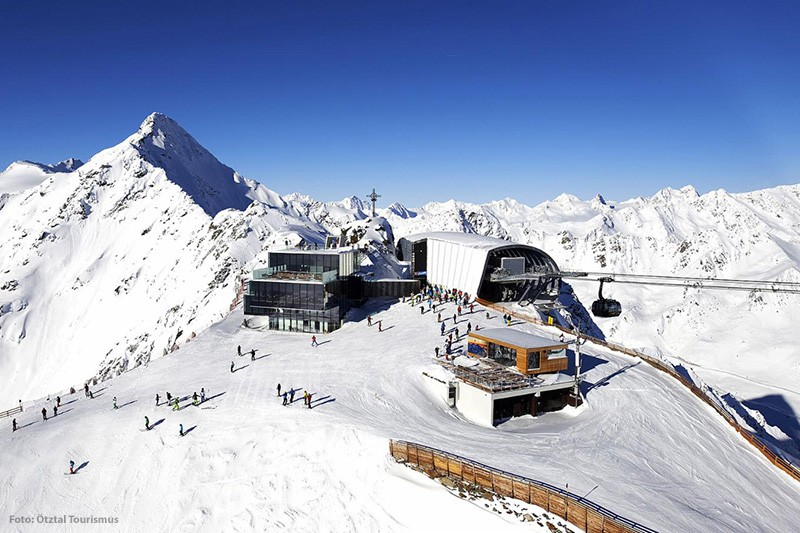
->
{"left": 467, "top": 322, "right": 472, "bottom": 334}
{"left": 367, "top": 316, "right": 372, "bottom": 327}
{"left": 179, "top": 424, "right": 184, "bottom": 437}
{"left": 470, "top": 303, "right": 474, "bottom": 314}
{"left": 250, "top": 350, "right": 255, "bottom": 361}
{"left": 12, "top": 418, "right": 17, "bottom": 432}
{"left": 230, "top": 361, "right": 235, "bottom": 373}
{"left": 437, "top": 312, "right": 441, "bottom": 323}
{"left": 486, "top": 311, "right": 490, "bottom": 320}
{"left": 42, "top": 407, "right": 47, "bottom": 421}
{"left": 113, "top": 397, "right": 118, "bottom": 409}
{"left": 453, "top": 313, "right": 456, "bottom": 323}
{"left": 312, "top": 335, "right": 317, "bottom": 347}
{"left": 440, "top": 322, "right": 445, "bottom": 336}
{"left": 454, "top": 327, "right": 459, "bottom": 340}
{"left": 144, "top": 416, "right": 150, "bottom": 431}
{"left": 237, "top": 345, "right": 242, "bottom": 356}
{"left": 173, "top": 398, "right": 180, "bottom": 411}
{"left": 307, "top": 393, "right": 312, "bottom": 408}
{"left": 435, "top": 346, "right": 440, "bottom": 358}
{"left": 69, "top": 460, "right": 75, "bottom": 475}
{"left": 56, "top": 396, "right": 61, "bottom": 407}
{"left": 200, "top": 388, "right": 206, "bottom": 403}
{"left": 156, "top": 394, "right": 160, "bottom": 407}
{"left": 84, "top": 383, "right": 89, "bottom": 397}
{"left": 277, "top": 383, "right": 282, "bottom": 397}
{"left": 303, "top": 391, "right": 308, "bottom": 406}
{"left": 378, "top": 321, "right": 382, "bottom": 332}
{"left": 53, "top": 405, "right": 58, "bottom": 416}
{"left": 193, "top": 392, "right": 198, "bottom": 406}
{"left": 420, "top": 306, "right": 424, "bottom": 315}
{"left": 282, "top": 392, "right": 288, "bottom": 406}
{"left": 289, "top": 389, "right": 295, "bottom": 403}
{"left": 166, "top": 392, "right": 172, "bottom": 403}
{"left": 458, "top": 306, "right": 462, "bottom": 316}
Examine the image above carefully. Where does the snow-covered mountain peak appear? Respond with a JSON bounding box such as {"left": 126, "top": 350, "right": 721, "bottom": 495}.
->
{"left": 384, "top": 201, "right": 415, "bottom": 218}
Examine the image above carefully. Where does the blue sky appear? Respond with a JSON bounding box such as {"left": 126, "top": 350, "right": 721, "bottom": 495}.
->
{"left": 2, "top": 1, "right": 799, "bottom": 207}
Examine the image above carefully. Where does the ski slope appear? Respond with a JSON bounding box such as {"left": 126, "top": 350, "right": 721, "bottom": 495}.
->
{"left": 2, "top": 299, "right": 799, "bottom": 532}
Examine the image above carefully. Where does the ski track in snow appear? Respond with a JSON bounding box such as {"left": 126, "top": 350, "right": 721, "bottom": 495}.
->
{"left": 2, "top": 300, "right": 799, "bottom": 533}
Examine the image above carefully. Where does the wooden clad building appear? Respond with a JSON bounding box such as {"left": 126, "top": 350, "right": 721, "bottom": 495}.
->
{"left": 467, "top": 328, "right": 568, "bottom": 375}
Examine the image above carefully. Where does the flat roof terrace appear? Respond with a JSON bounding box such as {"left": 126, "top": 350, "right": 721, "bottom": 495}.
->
{"left": 438, "top": 357, "right": 574, "bottom": 393}
{"left": 470, "top": 328, "right": 566, "bottom": 350}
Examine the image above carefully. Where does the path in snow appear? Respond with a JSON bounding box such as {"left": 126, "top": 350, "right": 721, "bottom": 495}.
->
{"left": 2, "top": 299, "right": 799, "bottom": 532}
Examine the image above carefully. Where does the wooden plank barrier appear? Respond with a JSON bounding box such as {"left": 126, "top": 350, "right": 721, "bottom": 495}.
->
{"left": 389, "top": 439, "right": 658, "bottom": 533}
{"left": 475, "top": 298, "right": 800, "bottom": 486}
{"left": 0, "top": 405, "right": 23, "bottom": 419}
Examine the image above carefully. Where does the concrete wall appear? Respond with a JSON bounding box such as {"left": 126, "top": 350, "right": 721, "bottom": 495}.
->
{"left": 456, "top": 382, "right": 494, "bottom": 427}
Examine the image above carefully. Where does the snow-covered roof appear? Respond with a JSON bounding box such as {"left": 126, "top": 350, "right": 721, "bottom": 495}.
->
{"left": 399, "top": 231, "right": 518, "bottom": 251}
{"left": 471, "top": 328, "right": 565, "bottom": 350}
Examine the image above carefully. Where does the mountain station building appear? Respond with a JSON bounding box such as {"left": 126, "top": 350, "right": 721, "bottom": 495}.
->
{"left": 432, "top": 329, "right": 577, "bottom": 426}
{"left": 395, "top": 232, "right": 560, "bottom": 304}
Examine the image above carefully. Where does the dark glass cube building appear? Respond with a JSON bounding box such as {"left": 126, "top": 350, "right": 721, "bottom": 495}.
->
{"left": 244, "top": 248, "right": 360, "bottom": 333}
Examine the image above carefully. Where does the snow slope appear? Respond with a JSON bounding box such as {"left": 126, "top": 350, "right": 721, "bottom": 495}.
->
{"left": 0, "top": 114, "right": 334, "bottom": 407}
{"left": 376, "top": 189, "right": 800, "bottom": 462}
{"left": 2, "top": 299, "right": 799, "bottom": 533}
{"left": 0, "top": 159, "right": 83, "bottom": 195}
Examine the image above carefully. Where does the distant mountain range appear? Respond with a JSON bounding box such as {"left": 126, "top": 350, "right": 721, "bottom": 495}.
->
{"left": 3, "top": 114, "right": 799, "bottom": 455}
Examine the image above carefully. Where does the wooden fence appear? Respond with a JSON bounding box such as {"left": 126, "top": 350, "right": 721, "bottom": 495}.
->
{"left": 0, "top": 405, "right": 22, "bottom": 419}
{"left": 476, "top": 298, "right": 800, "bottom": 485}
{"left": 390, "top": 439, "right": 657, "bottom": 533}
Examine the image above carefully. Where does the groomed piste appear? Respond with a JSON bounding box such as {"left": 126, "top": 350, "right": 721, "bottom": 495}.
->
{"left": 3, "top": 297, "right": 800, "bottom": 532}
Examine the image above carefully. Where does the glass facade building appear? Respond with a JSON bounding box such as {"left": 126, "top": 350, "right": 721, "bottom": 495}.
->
{"left": 244, "top": 249, "right": 358, "bottom": 333}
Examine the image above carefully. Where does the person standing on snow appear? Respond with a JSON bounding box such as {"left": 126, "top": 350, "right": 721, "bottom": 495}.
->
{"left": 179, "top": 424, "right": 184, "bottom": 437}
{"left": 237, "top": 345, "right": 242, "bottom": 357}
{"left": 156, "top": 394, "right": 160, "bottom": 407}
{"left": 230, "top": 361, "right": 235, "bottom": 373}
{"left": 84, "top": 383, "right": 89, "bottom": 397}
{"left": 53, "top": 405, "right": 58, "bottom": 417}
{"left": 42, "top": 407, "right": 47, "bottom": 421}
{"left": 250, "top": 350, "right": 255, "bottom": 361}
{"left": 367, "top": 316, "right": 372, "bottom": 327}
{"left": 440, "top": 322, "right": 445, "bottom": 336}
{"left": 56, "top": 396, "right": 61, "bottom": 407}
{"left": 312, "top": 335, "right": 317, "bottom": 347}
{"left": 166, "top": 392, "right": 172, "bottom": 403}
{"left": 200, "top": 388, "right": 206, "bottom": 403}
{"left": 467, "top": 322, "right": 472, "bottom": 334}
{"left": 434, "top": 346, "right": 440, "bottom": 358}
{"left": 378, "top": 321, "right": 382, "bottom": 332}
{"left": 282, "top": 392, "right": 288, "bottom": 406}
{"left": 113, "top": 397, "right": 118, "bottom": 409}
{"left": 289, "top": 389, "right": 295, "bottom": 403}
{"left": 69, "top": 460, "right": 75, "bottom": 475}
{"left": 277, "top": 383, "right": 282, "bottom": 397}
{"left": 144, "top": 416, "right": 150, "bottom": 430}
{"left": 437, "top": 312, "right": 441, "bottom": 323}
{"left": 192, "top": 392, "right": 198, "bottom": 406}
{"left": 306, "top": 393, "right": 312, "bottom": 408}
{"left": 12, "top": 419, "right": 17, "bottom": 432}
{"left": 173, "top": 398, "right": 180, "bottom": 411}
{"left": 470, "top": 303, "right": 474, "bottom": 314}
{"left": 303, "top": 391, "right": 308, "bottom": 406}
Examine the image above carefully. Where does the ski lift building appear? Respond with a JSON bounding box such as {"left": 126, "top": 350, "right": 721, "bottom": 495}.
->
{"left": 396, "top": 232, "right": 560, "bottom": 303}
